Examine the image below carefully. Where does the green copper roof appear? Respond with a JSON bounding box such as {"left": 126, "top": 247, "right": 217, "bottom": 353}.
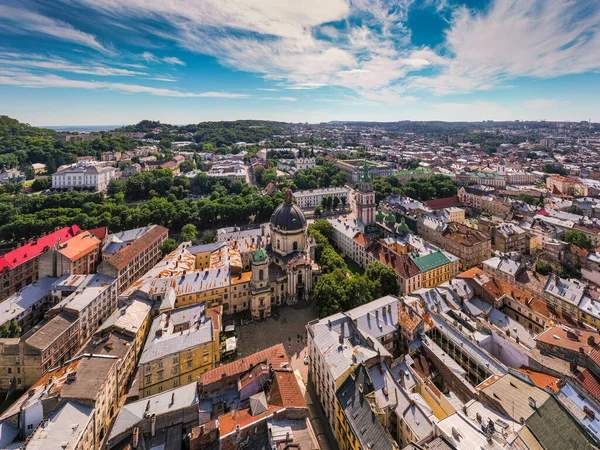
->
{"left": 397, "top": 220, "right": 411, "bottom": 234}
{"left": 385, "top": 213, "right": 396, "bottom": 223}
{"left": 376, "top": 211, "right": 385, "bottom": 222}
{"left": 410, "top": 251, "right": 450, "bottom": 272}
{"left": 252, "top": 248, "right": 268, "bottom": 263}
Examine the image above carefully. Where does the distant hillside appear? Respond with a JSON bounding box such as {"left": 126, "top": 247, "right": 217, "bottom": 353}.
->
{"left": 116, "top": 119, "right": 292, "bottom": 147}
{"left": 0, "top": 116, "right": 139, "bottom": 173}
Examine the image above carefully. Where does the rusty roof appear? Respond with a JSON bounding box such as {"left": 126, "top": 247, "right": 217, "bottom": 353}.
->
{"left": 199, "top": 344, "right": 288, "bottom": 386}
{"left": 105, "top": 225, "right": 168, "bottom": 270}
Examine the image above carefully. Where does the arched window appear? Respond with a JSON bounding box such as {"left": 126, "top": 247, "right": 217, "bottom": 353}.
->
{"left": 298, "top": 273, "right": 303, "bottom": 285}
{"left": 293, "top": 241, "right": 298, "bottom": 251}
{"left": 259, "top": 269, "right": 264, "bottom": 281}
{"left": 277, "top": 239, "right": 281, "bottom": 249}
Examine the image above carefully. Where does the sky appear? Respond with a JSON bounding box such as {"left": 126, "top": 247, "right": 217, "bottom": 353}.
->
{"left": 0, "top": 0, "right": 599, "bottom": 126}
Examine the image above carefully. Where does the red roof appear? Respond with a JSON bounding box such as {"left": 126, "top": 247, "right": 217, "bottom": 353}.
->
{"left": 0, "top": 225, "right": 81, "bottom": 272}
{"left": 200, "top": 344, "right": 288, "bottom": 386}
{"left": 575, "top": 368, "right": 600, "bottom": 402}
{"left": 518, "top": 368, "right": 560, "bottom": 393}
{"left": 88, "top": 226, "right": 108, "bottom": 241}
{"left": 425, "top": 196, "right": 461, "bottom": 210}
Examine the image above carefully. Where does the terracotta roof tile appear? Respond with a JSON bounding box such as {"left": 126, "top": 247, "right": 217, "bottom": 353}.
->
{"left": 105, "top": 225, "right": 168, "bottom": 270}
{"left": 518, "top": 368, "right": 560, "bottom": 393}
{"left": 575, "top": 368, "right": 600, "bottom": 402}
{"left": 269, "top": 370, "right": 306, "bottom": 408}
{"left": 199, "top": 344, "right": 288, "bottom": 386}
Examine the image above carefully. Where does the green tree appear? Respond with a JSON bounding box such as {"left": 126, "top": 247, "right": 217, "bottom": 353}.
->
{"left": 366, "top": 262, "right": 399, "bottom": 297}
{"left": 181, "top": 224, "right": 198, "bottom": 243}
{"left": 160, "top": 238, "right": 178, "bottom": 256}
{"left": 31, "top": 177, "right": 51, "bottom": 192}
{"left": 333, "top": 196, "right": 340, "bottom": 210}
{"left": 314, "top": 205, "right": 322, "bottom": 217}
{"left": 309, "top": 220, "right": 334, "bottom": 239}
{"left": 199, "top": 229, "right": 217, "bottom": 244}
{"left": 563, "top": 230, "right": 592, "bottom": 250}
{"left": 535, "top": 260, "right": 553, "bottom": 276}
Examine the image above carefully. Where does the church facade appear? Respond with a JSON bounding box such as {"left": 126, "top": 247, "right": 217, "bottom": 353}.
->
{"left": 249, "top": 189, "right": 320, "bottom": 319}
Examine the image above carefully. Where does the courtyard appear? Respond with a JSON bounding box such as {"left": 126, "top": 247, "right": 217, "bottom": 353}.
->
{"left": 230, "top": 300, "right": 318, "bottom": 382}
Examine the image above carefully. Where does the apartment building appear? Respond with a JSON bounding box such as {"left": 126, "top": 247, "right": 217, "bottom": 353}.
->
{"left": 0, "top": 354, "right": 119, "bottom": 449}
{"left": 0, "top": 225, "right": 81, "bottom": 301}
{"left": 0, "top": 311, "right": 79, "bottom": 391}
{"left": 457, "top": 187, "right": 512, "bottom": 216}
{"left": 49, "top": 274, "right": 118, "bottom": 344}
{"left": 482, "top": 255, "right": 524, "bottom": 284}
{"left": 0, "top": 276, "right": 59, "bottom": 332}
{"left": 479, "top": 220, "right": 529, "bottom": 254}
{"left": 336, "top": 364, "right": 400, "bottom": 450}
{"left": 546, "top": 174, "right": 581, "bottom": 196}
{"left": 138, "top": 303, "right": 221, "bottom": 398}
{"left": 81, "top": 298, "right": 153, "bottom": 397}
{"left": 292, "top": 186, "right": 350, "bottom": 210}
{"left": 418, "top": 220, "right": 491, "bottom": 269}
{"left": 544, "top": 273, "right": 586, "bottom": 318}
{"left": 328, "top": 218, "right": 370, "bottom": 267}
{"left": 306, "top": 312, "right": 385, "bottom": 433}
{"left": 98, "top": 225, "right": 168, "bottom": 293}
{"left": 52, "top": 163, "right": 117, "bottom": 191}
{"left": 38, "top": 231, "right": 101, "bottom": 277}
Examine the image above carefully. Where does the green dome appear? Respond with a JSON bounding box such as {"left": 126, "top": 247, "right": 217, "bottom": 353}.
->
{"left": 385, "top": 213, "right": 396, "bottom": 224}
{"left": 376, "top": 211, "right": 385, "bottom": 222}
{"left": 397, "top": 220, "right": 411, "bottom": 234}
{"left": 252, "top": 248, "right": 268, "bottom": 263}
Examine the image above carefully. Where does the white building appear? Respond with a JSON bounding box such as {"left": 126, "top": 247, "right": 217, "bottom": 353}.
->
{"left": 52, "top": 163, "right": 117, "bottom": 191}
{"left": 293, "top": 186, "right": 351, "bottom": 210}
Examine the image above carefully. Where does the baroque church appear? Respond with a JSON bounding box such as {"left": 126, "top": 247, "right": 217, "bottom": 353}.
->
{"left": 249, "top": 189, "right": 320, "bottom": 319}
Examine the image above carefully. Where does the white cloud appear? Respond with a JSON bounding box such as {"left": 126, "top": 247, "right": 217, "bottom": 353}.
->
{"left": 162, "top": 56, "right": 185, "bottom": 66}
{"left": 0, "top": 53, "right": 145, "bottom": 77}
{"left": 0, "top": 70, "right": 248, "bottom": 98}
{"left": 411, "top": 0, "right": 600, "bottom": 94}
{"left": 0, "top": 4, "right": 111, "bottom": 54}
{"left": 75, "top": 0, "right": 436, "bottom": 102}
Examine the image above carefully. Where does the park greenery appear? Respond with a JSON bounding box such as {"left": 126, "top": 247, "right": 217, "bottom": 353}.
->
{"left": 0, "top": 170, "right": 285, "bottom": 242}
{"left": 309, "top": 220, "right": 398, "bottom": 316}
{"left": 373, "top": 174, "right": 457, "bottom": 203}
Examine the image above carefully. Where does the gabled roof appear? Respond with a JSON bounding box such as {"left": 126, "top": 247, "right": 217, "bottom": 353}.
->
{"left": 337, "top": 364, "right": 398, "bottom": 450}
{"left": 104, "top": 225, "right": 168, "bottom": 270}
{"left": 199, "top": 344, "right": 288, "bottom": 386}
{"left": 0, "top": 225, "right": 81, "bottom": 271}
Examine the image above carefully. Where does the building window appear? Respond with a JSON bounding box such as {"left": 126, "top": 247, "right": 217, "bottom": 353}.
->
{"left": 259, "top": 269, "right": 264, "bottom": 281}
{"left": 146, "top": 375, "right": 152, "bottom": 384}
{"left": 187, "top": 360, "right": 192, "bottom": 369}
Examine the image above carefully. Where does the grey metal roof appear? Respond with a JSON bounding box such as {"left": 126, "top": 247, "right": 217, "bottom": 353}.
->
{"left": 26, "top": 401, "right": 94, "bottom": 450}
{"left": 109, "top": 382, "right": 198, "bottom": 440}
{"left": 336, "top": 364, "right": 398, "bottom": 450}
{"left": 0, "top": 276, "right": 58, "bottom": 326}
{"left": 309, "top": 314, "right": 379, "bottom": 381}
{"left": 346, "top": 295, "right": 399, "bottom": 340}
{"left": 139, "top": 303, "right": 214, "bottom": 365}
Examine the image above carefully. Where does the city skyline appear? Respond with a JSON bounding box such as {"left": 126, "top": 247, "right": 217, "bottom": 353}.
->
{"left": 1, "top": 0, "right": 600, "bottom": 125}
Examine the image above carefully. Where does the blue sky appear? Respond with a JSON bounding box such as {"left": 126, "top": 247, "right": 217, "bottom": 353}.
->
{"left": 0, "top": 0, "right": 599, "bottom": 125}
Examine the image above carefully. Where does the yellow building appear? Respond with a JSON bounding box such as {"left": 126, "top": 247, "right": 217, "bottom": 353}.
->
{"left": 336, "top": 364, "right": 399, "bottom": 450}
{"left": 411, "top": 250, "right": 458, "bottom": 288}
{"left": 138, "top": 303, "right": 221, "bottom": 398}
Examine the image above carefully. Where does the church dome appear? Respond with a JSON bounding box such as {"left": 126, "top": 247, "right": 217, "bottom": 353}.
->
{"left": 270, "top": 189, "right": 307, "bottom": 232}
